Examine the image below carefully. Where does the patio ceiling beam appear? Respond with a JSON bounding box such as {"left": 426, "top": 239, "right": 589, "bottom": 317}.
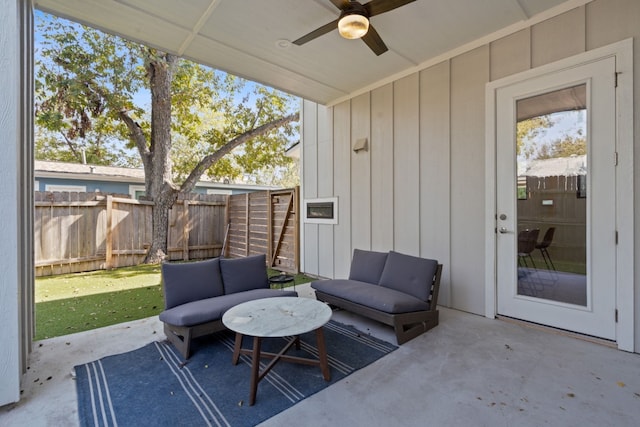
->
{"left": 176, "top": 0, "right": 222, "bottom": 56}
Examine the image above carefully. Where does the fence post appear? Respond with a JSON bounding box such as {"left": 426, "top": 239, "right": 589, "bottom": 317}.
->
{"left": 182, "top": 199, "right": 190, "bottom": 261}
{"left": 267, "top": 190, "right": 272, "bottom": 265}
{"left": 245, "top": 193, "right": 250, "bottom": 256}
{"left": 105, "top": 195, "right": 113, "bottom": 269}
{"left": 294, "top": 186, "right": 300, "bottom": 272}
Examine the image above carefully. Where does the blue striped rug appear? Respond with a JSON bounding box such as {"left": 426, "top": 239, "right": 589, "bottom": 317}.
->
{"left": 75, "top": 320, "right": 397, "bottom": 427}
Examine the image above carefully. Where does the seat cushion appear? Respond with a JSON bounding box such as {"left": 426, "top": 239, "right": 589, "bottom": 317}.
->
{"left": 348, "top": 249, "right": 388, "bottom": 284}
{"left": 311, "top": 279, "right": 429, "bottom": 314}
{"left": 161, "top": 258, "right": 224, "bottom": 309}
{"left": 159, "top": 289, "right": 298, "bottom": 327}
{"left": 378, "top": 251, "right": 438, "bottom": 302}
{"left": 220, "top": 254, "right": 270, "bottom": 294}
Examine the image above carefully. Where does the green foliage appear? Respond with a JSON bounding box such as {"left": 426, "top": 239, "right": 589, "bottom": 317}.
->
{"left": 516, "top": 116, "right": 553, "bottom": 159}
{"left": 36, "top": 16, "right": 147, "bottom": 164}
{"left": 35, "top": 13, "right": 299, "bottom": 183}
{"left": 535, "top": 135, "right": 586, "bottom": 159}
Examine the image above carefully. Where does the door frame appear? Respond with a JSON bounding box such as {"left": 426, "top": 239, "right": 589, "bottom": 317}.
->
{"left": 484, "top": 39, "right": 634, "bottom": 351}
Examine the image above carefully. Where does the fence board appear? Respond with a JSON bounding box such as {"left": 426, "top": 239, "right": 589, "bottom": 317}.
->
{"left": 35, "top": 190, "right": 295, "bottom": 276}
{"left": 226, "top": 187, "right": 299, "bottom": 273}
{"left": 35, "top": 192, "right": 227, "bottom": 276}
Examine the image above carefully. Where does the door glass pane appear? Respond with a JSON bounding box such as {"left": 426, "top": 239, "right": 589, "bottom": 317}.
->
{"left": 515, "top": 84, "right": 587, "bottom": 306}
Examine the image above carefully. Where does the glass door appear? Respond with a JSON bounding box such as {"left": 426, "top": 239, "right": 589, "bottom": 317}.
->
{"left": 496, "top": 57, "right": 616, "bottom": 340}
{"left": 515, "top": 84, "right": 587, "bottom": 306}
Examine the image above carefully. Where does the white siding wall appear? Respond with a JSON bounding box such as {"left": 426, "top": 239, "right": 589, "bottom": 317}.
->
{"left": 0, "top": 0, "right": 20, "bottom": 405}
{"left": 301, "top": 0, "right": 640, "bottom": 349}
{"left": 301, "top": 100, "right": 318, "bottom": 276}
{"left": 0, "top": 0, "right": 32, "bottom": 406}
{"left": 350, "top": 93, "right": 371, "bottom": 253}
{"left": 370, "top": 84, "right": 394, "bottom": 252}
{"left": 333, "top": 101, "right": 352, "bottom": 279}
{"left": 419, "top": 62, "right": 452, "bottom": 308}
{"left": 450, "top": 46, "right": 489, "bottom": 313}
{"left": 317, "top": 105, "right": 335, "bottom": 279}
{"left": 393, "top": 75, "right": 420, "bottom": 255}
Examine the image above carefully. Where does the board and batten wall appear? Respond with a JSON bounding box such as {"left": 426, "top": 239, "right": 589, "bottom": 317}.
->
{"left": 300, "top": 0, "right": 640, "bottom": 348}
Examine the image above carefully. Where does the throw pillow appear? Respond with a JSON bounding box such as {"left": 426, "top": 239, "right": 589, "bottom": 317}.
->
{"left": 378, "top": 251, "right": 438, "bottom": 301}
{"left": 161, "top": 257, "right": 224, "bottom": 309}
{"left": 348, "top": 249, "right": 388, "bottom": 284}
{"left": 220, "top": 254, "right": 270, "bottom": 294}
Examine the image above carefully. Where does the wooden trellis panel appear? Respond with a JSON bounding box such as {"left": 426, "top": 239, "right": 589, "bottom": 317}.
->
{"left": 226, "top": 187, "right": 299, "bottom": 273}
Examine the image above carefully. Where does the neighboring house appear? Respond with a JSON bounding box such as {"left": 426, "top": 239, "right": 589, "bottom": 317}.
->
{"left": 285, "top": 141, "right": 300, "bottom": 160}
{"left": 2, "top": 0, "right": 640, "bottom": 407}
{"left": 34, "top": 160, "right": 279, "bottom": 197}
{"left": 519, "top": 154, "right": 587, "bottom": 178}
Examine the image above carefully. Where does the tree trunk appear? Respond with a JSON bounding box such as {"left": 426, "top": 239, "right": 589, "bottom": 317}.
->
{"left": 146, "top": 184, "right": 178, "bottom": 264}
{"left": 143, "top": 53, "right": 177, "bottom": 264}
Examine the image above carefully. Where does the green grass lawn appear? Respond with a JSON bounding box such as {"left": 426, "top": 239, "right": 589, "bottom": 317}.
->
{"left": 35, "top": 264, "right": 314, "bottom": 340}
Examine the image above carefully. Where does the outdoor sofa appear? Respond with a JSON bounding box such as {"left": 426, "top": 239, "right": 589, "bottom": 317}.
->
{"left": 159, "top": 254, "right": 297, "bottom": 359}
{"left": 311, "top": 249, "right": 442, "bottom": 344}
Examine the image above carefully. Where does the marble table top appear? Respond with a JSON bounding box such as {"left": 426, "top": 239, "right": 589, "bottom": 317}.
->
{"left": 222, "top": 297, "right": 332, "bottom": 338}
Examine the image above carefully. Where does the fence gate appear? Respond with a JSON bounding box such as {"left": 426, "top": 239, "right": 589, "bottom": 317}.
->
{"left": 226, "top": 187, "right": 299, "bottom": 273}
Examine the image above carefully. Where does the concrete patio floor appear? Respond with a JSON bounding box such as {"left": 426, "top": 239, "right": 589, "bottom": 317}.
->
{"left": 1, "top": 283, "right": 639, "bottom": 426}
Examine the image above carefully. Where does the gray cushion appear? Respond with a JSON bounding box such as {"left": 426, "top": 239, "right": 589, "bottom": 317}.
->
{"left": 311, "top": 279, "right": 429, "bottom": 314}
{"left": 159, "top": 289, "right": 298, "bottom": 327}
{"left": 161, "top": 258, "right": 224, "bottom": 310}
{"left": 220, "top": 254, "right": 270, "bottom": 294}
{"left": 348, "top": 249, "right": 388, "bottom": 284}
{"left": 378, "top": 251, "right": 438, "bottom": 301}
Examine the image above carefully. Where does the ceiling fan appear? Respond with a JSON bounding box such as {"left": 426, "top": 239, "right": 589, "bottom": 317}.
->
{"left": 292, "top": 0, "right": 417, "bottom": 56}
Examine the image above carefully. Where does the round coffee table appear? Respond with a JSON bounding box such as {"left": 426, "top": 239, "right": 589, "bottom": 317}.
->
{"left": 222, "top": 297, "right": 332, "bottom": 405}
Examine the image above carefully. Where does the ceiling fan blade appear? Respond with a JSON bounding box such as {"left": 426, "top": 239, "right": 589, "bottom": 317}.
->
{"left": 361, "top": 24, "right": 388, "bottom": 55}
{"left": 364, "top": 0, "right": 416, "bottom": 17}
{"left": 293, "top": 19, "right": 339, "bottom": 46}
{"left": 329, "top": 0, "right": 351, "bottom": 10}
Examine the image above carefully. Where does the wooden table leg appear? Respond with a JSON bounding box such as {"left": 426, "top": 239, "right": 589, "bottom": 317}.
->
{"left": 231, "top": 332, "right": 244, "bottom": 365}
{"left": 315, "top": 327, "right": 331, "bottom": 381}
{"left": 248, "top": 336, "right": 262, "bottom": 406}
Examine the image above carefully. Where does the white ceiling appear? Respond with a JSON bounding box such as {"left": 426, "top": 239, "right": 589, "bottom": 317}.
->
{"left": 34, "top": 0, "right": 584, "bottom": 105}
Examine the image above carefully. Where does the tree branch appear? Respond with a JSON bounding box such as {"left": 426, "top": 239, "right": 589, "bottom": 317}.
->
{"left": 58, "top": 131, "right": 81, "bottom": 161}
{"left": 118, "top": 109, "right": 150, "bottom": 163}
{"left": 179, "top": 112, "right": 299, "bottom": 193}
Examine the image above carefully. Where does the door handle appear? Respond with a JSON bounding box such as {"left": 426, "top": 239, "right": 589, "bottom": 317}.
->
{"left": 499, "top": 227, "right": 510, "bottom": 234}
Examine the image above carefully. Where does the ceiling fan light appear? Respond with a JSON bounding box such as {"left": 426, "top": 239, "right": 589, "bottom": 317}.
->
{"left": 338, "top": 13, "right": 369, "bottom": 39}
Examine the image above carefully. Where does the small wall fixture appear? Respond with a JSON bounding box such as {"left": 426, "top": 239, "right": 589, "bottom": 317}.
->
{"left": 353, "top": 138, "right": 368, "bottom": 153}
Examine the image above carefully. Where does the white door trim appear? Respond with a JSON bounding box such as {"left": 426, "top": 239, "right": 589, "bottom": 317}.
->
{"left": 484, "top": 38, "right": 634, "bottom": 351}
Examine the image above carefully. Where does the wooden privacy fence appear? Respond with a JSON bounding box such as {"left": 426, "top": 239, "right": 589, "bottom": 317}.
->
{"left": 226, "top": 187, "right": 299, "bottom": 273}
{"left": 518, "top": 175, "right": 586, "bottom": 265}
{"left": 35, "top": 192, "right": 227, "bottom": 277}
{"left": 34, "top": 188, "right": 299, "bottom": 277}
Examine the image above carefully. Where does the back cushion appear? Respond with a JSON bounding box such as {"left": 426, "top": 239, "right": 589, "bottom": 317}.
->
{"left": 378, "top": 251, "right": 438, "bottom": 302}
{"left": 220, "top": 254, "right": 269, "bottom": 294}
{"left": 348, "top": 249, "right": 388, "bottom": 284}
{"left": 161, "top": 258, "right": 224, "bottom": 309}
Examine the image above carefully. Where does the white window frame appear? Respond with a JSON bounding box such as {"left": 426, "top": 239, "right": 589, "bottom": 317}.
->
{"left": 44, "top": 184, "right": 86, "bottom": 192}
{"left": 206, "top": 188, "right": 232, "bottom": 195}
{"left": 129, "top": 185, "right": 145, "bottom": 199}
